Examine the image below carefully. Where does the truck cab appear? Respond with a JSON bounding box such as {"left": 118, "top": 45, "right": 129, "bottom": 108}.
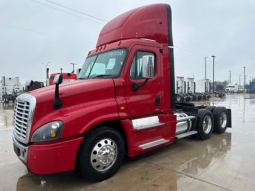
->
{"left": 12, "top": 4, "right": 231, "bottom": 182}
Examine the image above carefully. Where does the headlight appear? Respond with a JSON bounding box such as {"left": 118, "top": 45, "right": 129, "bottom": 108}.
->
{"left": 31, "top": 121, "right": 63, "bottom": 142}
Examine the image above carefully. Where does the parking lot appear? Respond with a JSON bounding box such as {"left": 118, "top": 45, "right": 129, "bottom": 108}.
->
{"left": 1, "top": 93, "right": 255, "bottom": 191}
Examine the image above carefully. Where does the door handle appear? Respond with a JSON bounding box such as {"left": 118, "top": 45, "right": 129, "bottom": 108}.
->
{"left": 155, "top": 95, "right": 160, "bottom": 107}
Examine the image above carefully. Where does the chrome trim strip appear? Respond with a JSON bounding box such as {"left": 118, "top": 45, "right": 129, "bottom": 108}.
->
{"left": 13, "top": 93, "right": 36, "bottom": 144}
{"left": 139, "top": 138, "right": 169, "bottom": 150}
{"left": 132, "top": 116, "right": 164, "bottom": 130}
{"left": 175, "top": 130, "right": 197, "bottom": 139}
{"left": 13, "top": 136, "right": 28, "bottom": 162}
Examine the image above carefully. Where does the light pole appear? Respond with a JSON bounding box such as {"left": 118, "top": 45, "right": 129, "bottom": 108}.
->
{"left": 244, "top": 67, "right": 246, "bottom": 88}
{"left": 42, "top": 62, "right": 50, "bottom": 86}
{"left": 204, "top": 57, "right": 207, "bottom": 80}
{"left": 204, "top": 57, "right": 207, "bottom": 92}
{"left": 42, "top": 62, "right": 50, "bottom": 69}
{"left": 212, "top": 55, "right": 215, "bottom": 94}
{"left": 70, "top": 63, "right": 77, "bottom": 73}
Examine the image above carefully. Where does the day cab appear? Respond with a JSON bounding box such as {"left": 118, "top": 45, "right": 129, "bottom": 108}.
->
{"left": 12, "top": 4, "right": 231, "bottom": 182}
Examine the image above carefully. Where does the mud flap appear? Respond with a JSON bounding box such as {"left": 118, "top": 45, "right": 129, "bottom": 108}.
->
{"left": 227, "top": 109, "right": 232, "bottom": 128}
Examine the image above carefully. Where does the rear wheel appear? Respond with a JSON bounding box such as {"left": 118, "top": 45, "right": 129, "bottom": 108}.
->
{"left": 4, "top": 96, "right": 9, "bottom": 103}
{"left": 77, "top": 127, "right": 125, "bottom": 182}
{"left": 196, "top": 109, "right": 214, "bottom": 140}
{"left": 213, "top": 107, "right": 228, "bottom": 134}
{"left": 205, "top": 106, "right": 216, "bottom": 113}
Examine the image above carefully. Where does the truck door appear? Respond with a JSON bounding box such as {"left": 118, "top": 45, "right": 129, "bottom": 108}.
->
{"left": 124, "top": 45, "right": 163, "bottom": 118}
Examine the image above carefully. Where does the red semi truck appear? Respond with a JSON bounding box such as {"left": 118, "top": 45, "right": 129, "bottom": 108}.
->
{"left": 13, "top": 4, "right": 232, "bottom": 182}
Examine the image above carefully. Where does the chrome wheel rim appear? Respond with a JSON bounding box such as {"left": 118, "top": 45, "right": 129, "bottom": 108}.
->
{"left": 203, "top": 115, "right": 212, "bottom": 134}
{"left": 220, "top": 112, "right": 227, "bottom": 128}
{"left": 90, "top": 138, "right": 117, "bottom": 172}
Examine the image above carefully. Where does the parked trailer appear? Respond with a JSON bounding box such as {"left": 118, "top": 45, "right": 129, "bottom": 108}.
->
{"left": 175, "top": 76, "right": 191, "bottom": 102}
{"left": 250, "top": 82, "right": 255, "bottom": 93}
{"left": 195, "top": 79, "right": 210, "bottom": 93}
{"left": 1, "top": 76, "right": 20, "bottom": 103}
{"left": 12, "top": 4, "right": 232, "bottom": 182}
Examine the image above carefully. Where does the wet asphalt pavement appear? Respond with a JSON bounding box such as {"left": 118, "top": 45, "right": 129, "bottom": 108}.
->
{"left": 0, "top": 93, "right": 255, "bottom": 191}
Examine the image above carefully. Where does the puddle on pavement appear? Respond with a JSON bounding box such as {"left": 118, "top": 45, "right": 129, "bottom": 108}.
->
{"left": 0, "top": 114, "right": 13, "bottom": 127}
{"left": 0, "top": 102, "right": 15, "bottom": 110}
{"left": 0, "top": 103, "right": 14, "bottom": 128}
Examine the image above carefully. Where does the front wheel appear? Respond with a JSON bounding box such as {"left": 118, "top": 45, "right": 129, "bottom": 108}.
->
{"left": 77, "top": 127, "right": 125, "bottom": 182}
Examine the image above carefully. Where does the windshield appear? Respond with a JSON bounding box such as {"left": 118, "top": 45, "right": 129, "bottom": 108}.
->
{"left": 78, "top": 48, "right": 127, "bottom": 79}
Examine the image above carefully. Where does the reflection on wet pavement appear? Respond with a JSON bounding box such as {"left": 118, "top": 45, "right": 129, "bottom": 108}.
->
{"left": 0, "top": 103, "right": 14, "bottom": 130}
{"left": 1, "top": 94, "right": 255, "bottom": 190}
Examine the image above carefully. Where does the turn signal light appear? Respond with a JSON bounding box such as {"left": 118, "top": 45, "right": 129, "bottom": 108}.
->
{"left": 50, "top": 130, "right": 56, "bottom": 138}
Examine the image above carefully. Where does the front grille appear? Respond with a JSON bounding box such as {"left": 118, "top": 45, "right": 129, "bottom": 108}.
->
{"left": 13, "top": 94, "right": 36, "bottom": 144}
{"left": 14, "top": 101, "right": 30, "bottom": 140}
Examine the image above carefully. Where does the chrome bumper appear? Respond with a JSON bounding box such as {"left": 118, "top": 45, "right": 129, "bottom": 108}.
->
{"left": 13, "top": 135, "right": 28, "bottom": 163}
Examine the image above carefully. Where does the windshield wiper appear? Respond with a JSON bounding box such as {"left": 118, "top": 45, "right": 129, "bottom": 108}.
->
{"left": 92, "top": 74, "right": 114, "bottom": 79}
{"left": 78, "top": 77, "right": 88, "bottom": 80}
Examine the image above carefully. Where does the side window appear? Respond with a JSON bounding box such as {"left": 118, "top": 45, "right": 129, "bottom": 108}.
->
{"left": 130, "top": 51, "right": 156, "bottom": 79}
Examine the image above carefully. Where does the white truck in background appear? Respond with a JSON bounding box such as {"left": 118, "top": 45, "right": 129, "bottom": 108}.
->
{"left": 225, "top": 84, "right": 238, "bottom": 93}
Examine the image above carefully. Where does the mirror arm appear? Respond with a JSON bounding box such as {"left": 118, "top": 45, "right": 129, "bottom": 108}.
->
{"left": 132, "top": 79, "right": 149, "bottom": 91}
{"left": 53, "top": 83, "right": 62, "bottom": 109}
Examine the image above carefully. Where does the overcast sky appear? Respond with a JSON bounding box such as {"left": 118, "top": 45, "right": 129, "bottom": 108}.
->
{"left": 1, "top": 0, "right": 254, "bottom": 85}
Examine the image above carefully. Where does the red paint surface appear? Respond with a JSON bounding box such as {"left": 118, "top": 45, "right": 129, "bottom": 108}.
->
{"left": 28, "top": 137, "right": 83, "bottom": 174}
{"left": 97, "top": 4, "right": 169, "bottom": 47}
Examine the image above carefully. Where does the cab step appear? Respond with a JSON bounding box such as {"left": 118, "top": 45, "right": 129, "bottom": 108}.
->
{"left": 175, "top": 130, "right": 197, "bottom": 139}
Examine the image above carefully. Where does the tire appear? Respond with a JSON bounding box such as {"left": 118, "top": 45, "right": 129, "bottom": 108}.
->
{"left": 213, "top": 107, "right": 228, "bottom": 134}
{"left": 176, "top": 94, "right": 183, "bottom": 102}
{"left": 4, "top": 97, "right": 9, "bottom": 103}
{"left": 205, "top": 106, "right": 216, "bottom": 113}
{"left": 196, "top": 109, "right": 214, "bottom": 140}
{"left": 77, "top": 127, "right": 125, "bottom": 182}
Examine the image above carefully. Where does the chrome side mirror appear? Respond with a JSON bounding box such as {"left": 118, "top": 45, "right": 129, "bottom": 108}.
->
{"left": 142, "top": 55, "right": 155, "bottom": 79}
{"left": 54, "top": 74, "right": 63, "bottom": 85}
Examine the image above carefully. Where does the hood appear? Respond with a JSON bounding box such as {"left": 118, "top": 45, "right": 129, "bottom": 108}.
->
{"left": 28, "top": 79, "right": 115, "bottom": 130}
{"left": 30, "top": 79, "right": 114, "bottom": 104}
